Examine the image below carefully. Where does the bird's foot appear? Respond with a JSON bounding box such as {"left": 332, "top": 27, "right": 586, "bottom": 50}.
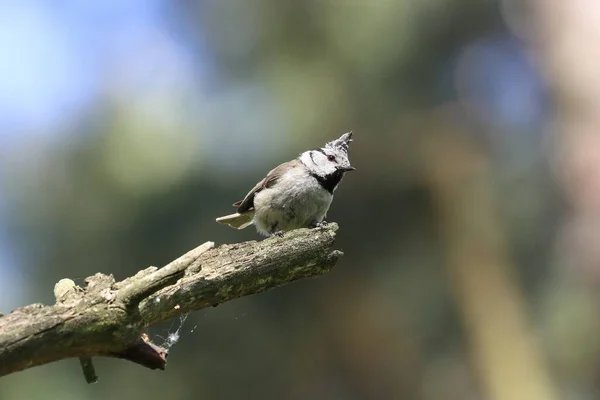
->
{"left": 270, "top": 230, "right": 285, "bottom": 238}
{"left": 309, "top": 220, "right": 328, "bottom": 229}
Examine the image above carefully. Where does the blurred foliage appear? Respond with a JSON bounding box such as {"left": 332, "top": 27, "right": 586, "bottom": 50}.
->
{"left": 1, "top": 1, "right": 599, "bottom": 399}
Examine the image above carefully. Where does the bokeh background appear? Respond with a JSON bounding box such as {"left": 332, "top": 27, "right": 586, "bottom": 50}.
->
{"left": 2, "top": 1, "right": 600, "bottom": 399}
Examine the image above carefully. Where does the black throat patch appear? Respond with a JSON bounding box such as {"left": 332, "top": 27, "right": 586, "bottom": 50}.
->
{"left": 310, "top": 169, "right": 344, "bottom": 194}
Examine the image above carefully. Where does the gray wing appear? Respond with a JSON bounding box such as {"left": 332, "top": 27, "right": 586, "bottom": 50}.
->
{"left": 233, "top": 160, "right": 300, "bottom": 213}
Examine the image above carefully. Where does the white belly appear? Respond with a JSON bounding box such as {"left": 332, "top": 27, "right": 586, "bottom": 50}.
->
{"left": 253, "top": 170, "right": 333, "bottom": 235}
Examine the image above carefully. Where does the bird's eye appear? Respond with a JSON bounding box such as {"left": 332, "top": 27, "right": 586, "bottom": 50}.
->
{"left": 327, "top": 155, "right": 336, "bottom": 162}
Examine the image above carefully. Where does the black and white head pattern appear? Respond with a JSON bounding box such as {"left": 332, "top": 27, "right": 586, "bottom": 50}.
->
{"left": 299, "top": 132, "right": 355, "bottom": 193}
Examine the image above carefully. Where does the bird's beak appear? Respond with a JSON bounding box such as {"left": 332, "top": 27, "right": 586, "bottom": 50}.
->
{"left": 339, "top": 165, "right": 356, "bottom": 172}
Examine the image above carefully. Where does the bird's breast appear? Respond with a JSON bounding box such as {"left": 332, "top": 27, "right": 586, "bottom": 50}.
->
{"left": 257, "top": 171, "right": 332, "bottom": 212}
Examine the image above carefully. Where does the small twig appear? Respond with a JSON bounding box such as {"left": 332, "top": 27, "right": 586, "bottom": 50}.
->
{"left": 79, "top": 357, "right": 98, "bottom": 384}
{"left": 117, "top": 241, "right": 215, "bottom": 306}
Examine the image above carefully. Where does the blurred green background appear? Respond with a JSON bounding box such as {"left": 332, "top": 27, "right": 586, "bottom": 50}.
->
{"left": 2, "top": 1, "right": 600, "bottom": 399}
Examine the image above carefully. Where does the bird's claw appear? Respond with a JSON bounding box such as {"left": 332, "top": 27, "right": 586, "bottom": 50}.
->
{"left": 271, "top": 231, "right": 285, "bottom": 237}
{"left": 310, "top": 220, "right": 328, "bottom": 229}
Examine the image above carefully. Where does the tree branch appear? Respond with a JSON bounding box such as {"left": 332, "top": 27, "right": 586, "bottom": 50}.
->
{"left": 0, "top": 224, "right": 342, "bottom": 381}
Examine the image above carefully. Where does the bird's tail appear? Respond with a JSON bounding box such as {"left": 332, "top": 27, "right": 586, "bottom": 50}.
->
{"left": 215, "top": 212, "right": 254, "bottom": 230}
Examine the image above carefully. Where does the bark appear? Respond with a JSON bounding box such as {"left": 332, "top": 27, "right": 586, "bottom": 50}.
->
{"left": 0, "top": 224, "right": 342, "bottom": 381}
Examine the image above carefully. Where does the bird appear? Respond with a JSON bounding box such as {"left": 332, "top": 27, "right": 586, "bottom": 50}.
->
{"left": 216, "top": 132, "right": 355, "bottom": 237}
